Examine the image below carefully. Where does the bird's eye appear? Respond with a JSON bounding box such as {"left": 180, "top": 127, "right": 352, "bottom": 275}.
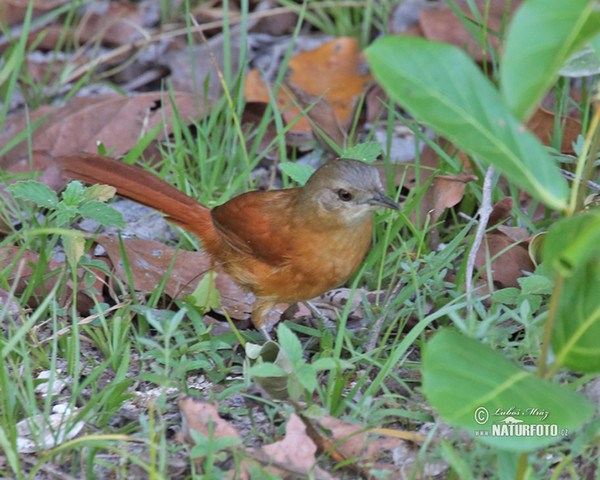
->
{"left": 337, "top": 189, "right": 353, "bottom": 201}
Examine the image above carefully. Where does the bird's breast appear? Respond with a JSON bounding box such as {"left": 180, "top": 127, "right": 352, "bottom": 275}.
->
{"left": 248, "top": 220, "right": 374, "bottom": 302}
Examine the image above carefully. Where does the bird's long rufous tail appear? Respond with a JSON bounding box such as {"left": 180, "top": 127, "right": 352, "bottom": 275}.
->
{"left": 55, "top": 153, "right": 216, "bottom": 244}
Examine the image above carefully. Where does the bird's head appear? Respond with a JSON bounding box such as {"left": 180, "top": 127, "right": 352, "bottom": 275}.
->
{"left": 301, "top": 159, "right": 400, "bottom": 228}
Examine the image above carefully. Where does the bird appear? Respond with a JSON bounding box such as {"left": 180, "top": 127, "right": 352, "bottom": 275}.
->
{"left": 56, "top": 153, "right": 400, "bottom": 337}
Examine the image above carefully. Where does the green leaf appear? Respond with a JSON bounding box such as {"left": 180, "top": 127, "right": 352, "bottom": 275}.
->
{"left": 552, "top": 259, "right": 600, "bottom": 372}
{"left": 440, "top": 439, "right": 474, "bottom": 480}
{"left": 543, "top": 210, "right": 600, "bottom": 276}
{"left": 295, "top": 364, "right": 317, "bottom": 393}
{"left": 122, "top": 122, "right": 164, "bottom": 165}
{"left": 423, "top": 330, "right": 594, "bottom": 451}
{"left": 501, "top": 0, "right": 600, "bottom": 120}
{"left": 342, "top": 142, "right": 382, "bottom": 163}
{"left": 280, "top": 162, "right": 314, "bottom": 185}
{"left": 62, "top": 232, "right": 85, "bottom": 267}
{"left": 54, "top": 203, "right": 78, "bottom": 226}
{"left": 276, "top": 323, "right": 303, "bottom": 365}
{"left": 248, "top": 363, "right": 287, "bottom": 377}
{"left": 518, "top": 275, "right": 553, "bottom": 295}
{"left": 366, "top": 36, "right": 568, "bottom": 211}
{"left": 62, "top": 180, "right": 85, "bottom": 206}
{"left": 312, "top": 358, "right": 344, "bottom": 371}
{"left": 79, "top": 201, "right": 125, "bottom": 228}
{"left": 213, "top": 435, "right": 241, "bottom": 450}
{"left": 7, "top": 180, "right": 58, "bottom": 208}
{"left": 560, "top": 45, "right": 600, "bottom": 77}
{"left": 82, "top": 184, "right": 117, "bottom": 203}
{"left": 245, "top": 340, "right": 295, "bottom": 400}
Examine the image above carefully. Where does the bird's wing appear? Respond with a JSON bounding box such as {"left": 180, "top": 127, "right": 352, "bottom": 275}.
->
{"left": 210, "top": 190, "right": 298, "bottom": 267}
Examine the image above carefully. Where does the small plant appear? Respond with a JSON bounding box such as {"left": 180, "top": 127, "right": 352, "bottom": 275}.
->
{"left": 7, "top": 179, "right": 124, "bottom": 265}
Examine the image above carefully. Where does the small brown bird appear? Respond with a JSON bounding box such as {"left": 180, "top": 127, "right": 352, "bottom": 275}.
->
{"left": 57, "top": 153, "right": 399, "bottom": 336}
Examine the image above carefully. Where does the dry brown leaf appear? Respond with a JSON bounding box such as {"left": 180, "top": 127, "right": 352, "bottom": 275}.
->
{"left": 286, "top": 84, "right": 349, "bottom": 150}
{"left": 391, "top": 0, "right": 524, "bottom": 61}
{"left": 94, "top": 235, "right": 253, "bottom": 321}
{"left": 0, "top": 92, "right": 204, "bottom": 167}
{"left": 475, "top": 233, "right": 534, "bottom": 288}
{"left": 527, "top": 107, "right": 582, "bottom": 154}
{"left": 474, "top": 199, "right": 534, "bottom": 288}
{"left": 0, "top": 151, "right": 63, "bottom": 200}
{"left": 1, "top": 246, "right": 63, "bottom": 294}
{"left": 240, "top": 102, "right": 281, "bottom": 158}
{"left": 364, "top": 82, "right": 389, "bottom": 124}
{"left": 0, "top": 0, "right": 68, "bottom": 27}
{"left": 496, "top": 225, "right": 530, "bottom": 243}
{"left": 425, "top": 172, "right": 477, "bottom": 225}
{"left": 487, "top": 196, "right": 513, "bottom": 228}
{"left": 258, "top": 414, "right": 333, "bottom": 480}
{"left": 244, "top": 37, "right": 372, "bottom": 134}
{"left": 249, "top": 3, "right": 297, "bottom": 36}
{"left": 314, "top": 415, "right": 433, "bottom": 476}
{"left": 178, "top": 395, "right": 241, "bottom": 445}
{"left": 0, "top": 245, "right": 102, "bottom": 313}
{"left": 75, "top": 1, "right": 145, "bottom": 46}
{"left": 396, "top": 144, "right": 475, "bottom": 230}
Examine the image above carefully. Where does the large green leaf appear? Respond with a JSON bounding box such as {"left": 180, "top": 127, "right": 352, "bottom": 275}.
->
{"left": 552, "top": 259, "right": 600, "bottom": 372}
{"left": 543, "top": 211, "right": 600, "bottom": 372}
{"left": 543, "top": 210, "right": 600, "bottom": 276}
{"left": 366, "top": 36, "right": 568, "bottom": 211}
{"left": 423, "top": 330, "right": 594, "bottom": 451}
{"left": 501, "top": 0, "right": 600, "bottom": 121}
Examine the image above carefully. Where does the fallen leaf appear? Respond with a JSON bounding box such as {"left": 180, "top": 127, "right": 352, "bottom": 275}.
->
{"left": 75, "top": 1, "right": 145, "bottom": 46}
{"left": 249, "top": 2, "right": 297, "bottom": 36}
{"left": 0, "top": 245, "right": 105, "bottom": 313}
{"left": 241, "top": 102, "right": 281, "bottom": 158}
{"left": 474, "top": 199, "right": 534, "bottom": 288}
{"left": 0, "top": 150, "right": 62, "bottom": 200}
{"left": 178, "top": 395, "right": 241, "bottom": 445}
{"left": 259, "top": 414, "right": 333, "bottom": 480}
{"left": 285, "top": 84, "right": 349, "bottom": 150}
{"left": 313, "top": 415, "right": 437, "bottom": 476}
{"left": 398, "top": 144, "right": 476, "bottom": 231}
{"left": 527, "top": 107, "right": 582, "bottom": 154}
{"left": 487, "top": 196, "right": 514, "bottom": 228}
{"left": 0, "top": 0, "right": 68, "bottom": 28}
{"left": 94, "top": 235, "right": 253, "bottom": 321}
{"left": 245, "top": 37, "right": 372, "bottom": 134}
{"left": 0, "top": 92, "right": 205, "bottom": 167}
{"left": 391, "top": 0, "right": 524, "bottom": 62}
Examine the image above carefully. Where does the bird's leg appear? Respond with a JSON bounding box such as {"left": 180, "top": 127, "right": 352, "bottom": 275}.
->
{"left": 251, "top": 298, "right": 278, "bottom": 340}
{"left": 303, "top": 300, "right": 336, "bottom": 330}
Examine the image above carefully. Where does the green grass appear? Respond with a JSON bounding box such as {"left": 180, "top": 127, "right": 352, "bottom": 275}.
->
{"left": 1, "top": 1, "right": 598, "bottom": 478}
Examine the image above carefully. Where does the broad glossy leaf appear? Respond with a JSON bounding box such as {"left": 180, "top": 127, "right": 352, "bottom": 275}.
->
{"left": 423, "top": 330, "right": 594, "bottom": 451}
{"left": 502, "top": 0, "right": 600, "bottom": 120}
{"left": 552, "top": 259, "right": 600, "bottom": 372}
{"left": 543, "top": 210, "right": 600, "bottom": 276}
{"left": 366, "top": 36, "right": 568, "bottom": 211}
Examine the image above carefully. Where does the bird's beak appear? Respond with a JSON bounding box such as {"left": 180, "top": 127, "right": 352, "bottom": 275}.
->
{"left": 370, "top": 190, "right": 401, "bottom": 210}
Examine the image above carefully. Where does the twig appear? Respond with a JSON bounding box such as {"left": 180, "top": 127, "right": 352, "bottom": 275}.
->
{"left": 465, "top": 166, "right": 495, "bottom": 316}
{"left": 560, "top": 168, "right": 600, "bottom": 194}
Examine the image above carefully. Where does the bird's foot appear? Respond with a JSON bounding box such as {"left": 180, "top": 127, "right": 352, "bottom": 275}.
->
{"left": 303, "top": 300, "right": 336, "bottom": 330}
